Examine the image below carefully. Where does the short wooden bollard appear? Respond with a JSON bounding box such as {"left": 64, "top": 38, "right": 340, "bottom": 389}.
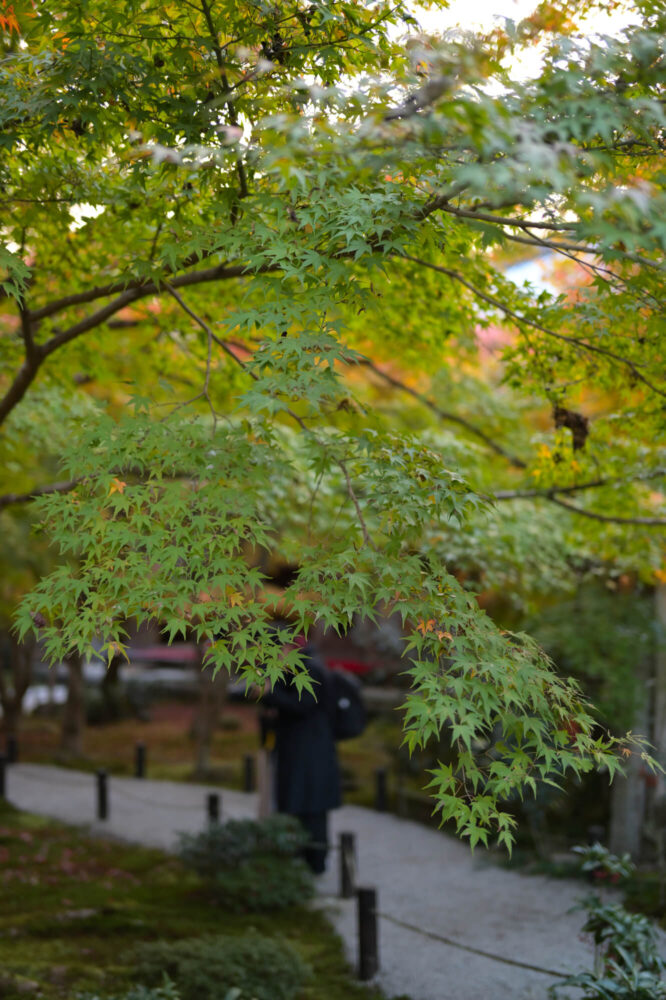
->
{"left": 207, "top": 792, "right": 221, "bottom": 824}
{"left": 357, "top": 887, "right": 379, "bottom": 980}
{"left": 134, "top": 742, "right": 146, "bottom": 779}
{"left": 374, "top": 767, "right": 388, "bottom": 812}
{"left": 96, "top": 769, "right": 108, "bottom": 820}
{"left": 339, "top": 832, "right": 356, "bottom": 899}
{"left": 243, "top": 754, "right": 255, "bottom": 792}
{"left": 6, "top": 735, "right": 18, "bottom": 764}
{"left": 0, "top": 753, "right": 6, "bottom": 799}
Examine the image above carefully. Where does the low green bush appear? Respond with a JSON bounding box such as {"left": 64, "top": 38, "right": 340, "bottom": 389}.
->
{"left": 177, "top": 815, "right": 314, "bottom": 911}
{"left": 550, "top": 894, "right": 666, "bottom": 1000}
{"left": 211, "top": 852, "right": 313, "bottom": 911}
{"left": 132, "top": 934, "right": 310, "bottom": 1000}
{"left": 177, "top": 815, "right": 308, "bottom": 872}
{"left": 572, "top": 842, "right": 636, "bottom": 884}
{"left": 79, "top": 978, "right": 182, "bottom": 999}
{"left": 80, "top": 980, "right": 263, "bottom": 1000}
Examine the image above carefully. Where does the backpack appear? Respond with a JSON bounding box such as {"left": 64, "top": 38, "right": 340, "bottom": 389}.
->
{"left": 330, "top": 669, "right": 366, "bottom": 741}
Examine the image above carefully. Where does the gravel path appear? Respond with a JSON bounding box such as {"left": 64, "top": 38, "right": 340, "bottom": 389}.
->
{"left": 5, "top": 763, "right": 615, "bottom": 999}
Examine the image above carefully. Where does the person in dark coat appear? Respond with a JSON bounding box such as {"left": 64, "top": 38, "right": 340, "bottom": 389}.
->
{"left": 261, "top": 644, "right": 341, "bottom": 874}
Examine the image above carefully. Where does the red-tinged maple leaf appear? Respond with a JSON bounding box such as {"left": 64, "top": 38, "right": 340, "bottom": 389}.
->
{"left": 108, "top": 478, "right": 127, "bottom": 495}
{"left": 0, "top": 4, "right": 20, "bottom": 34}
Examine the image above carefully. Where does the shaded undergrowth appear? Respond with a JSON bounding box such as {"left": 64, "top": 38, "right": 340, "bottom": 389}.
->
{"left": 0, "top": 800, "right": 392, "bottom": 1000}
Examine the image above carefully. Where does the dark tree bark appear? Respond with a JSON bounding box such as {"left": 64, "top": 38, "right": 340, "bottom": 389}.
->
{"left": 610, "top": 585, "right": 666, "bottom": 860}
{"left": 0, "top": 634, "right": 34, "bottom": 740}
{"left": 608, "top": 654, "right": 650, "bottom": 858}
{"left": 191, "top": 644, "right": 227, "bottom": 778}
{"left": 59, "top": 651, "right": 85, "bottom": 758}
{"left": 100, "top": 654, "right": 122, "bottom": 720}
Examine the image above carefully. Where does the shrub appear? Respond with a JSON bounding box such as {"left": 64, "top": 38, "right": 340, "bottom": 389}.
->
{"left": 572, "top": 842, "right": 636, "bottom": 884}
{"left": 550, "top": 895, "right": 666, "bottom": 1000}
{"left": 79, "top": 977, "right": 182, "bottom": 999}
{"left": 211, "top": 852, "right": 313, "bottom": 911}
{"left": 132, "top": 934, "right": 310, "bottom": 1000}
{"left": 177, "top": 815, "right": 314, "bottom": 911}
{"left": 177, "top": 815, "right": 308, "bottom": 872}
{"left": 553, "top": 964, "right": 666, "bottom": 999}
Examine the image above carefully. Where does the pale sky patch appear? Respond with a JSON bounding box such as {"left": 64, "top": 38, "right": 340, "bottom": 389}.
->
{"left": 410, "top": 1, "right": 640, "bottom": 78}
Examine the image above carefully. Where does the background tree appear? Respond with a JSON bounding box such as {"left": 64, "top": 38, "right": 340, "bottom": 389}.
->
{"left": 1, "top": 0, "right": 665, "bottom": 847}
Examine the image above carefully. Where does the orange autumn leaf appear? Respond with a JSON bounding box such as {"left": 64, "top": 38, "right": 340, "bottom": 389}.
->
{"left": 108, "top": 478, "right": 127, "bottom": 495}
{"left": 0, "top": 8, "right": 19, "bottom": 33}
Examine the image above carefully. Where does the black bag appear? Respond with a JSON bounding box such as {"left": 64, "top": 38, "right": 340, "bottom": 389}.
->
{"left": 330, "top": 669, "right": 366, "bottom": 741}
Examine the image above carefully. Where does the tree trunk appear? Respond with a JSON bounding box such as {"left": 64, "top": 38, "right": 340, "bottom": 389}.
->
{"left": 642, "top": 583, "right": 666, "bottom": 866}
{"left": 100, "top": 655, "right": 122, "bottom": 720}
{"left": 610, "top": 585, "right": 666, "bottom": 860}
{"left": 0, "top": 635, "right": 33, "bottom": 741}
{"left": 608, "top": 653, "right": 650, "bottom": 858}
{"left": 59, "top": 652, "right": 85, "bottom": 758}
{"left": 191, "top": 646, "right": 227, "bottom": 778}
{"left": 653, "top": 585, "right": 666, "bottom": 783}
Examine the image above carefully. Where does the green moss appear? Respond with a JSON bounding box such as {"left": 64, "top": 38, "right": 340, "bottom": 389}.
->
{"left": 0, "top": 805, "right": 396, "bottom": 1000}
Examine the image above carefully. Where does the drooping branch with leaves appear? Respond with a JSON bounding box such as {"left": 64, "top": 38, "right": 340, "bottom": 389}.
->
{"left": 1, "top": 0, "right": 665, "bottom": 845}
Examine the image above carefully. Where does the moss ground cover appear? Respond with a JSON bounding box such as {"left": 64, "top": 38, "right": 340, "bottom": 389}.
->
{"left": 0, "top": 800, "right": 394, "bottom": 1000}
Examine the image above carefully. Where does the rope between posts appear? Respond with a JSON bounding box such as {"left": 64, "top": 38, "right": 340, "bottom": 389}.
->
{"left": 374, "top": 910, "right": 568, "bottom": 979}
{"left": 10, "top": 766, "right": 222, "bottom": 812}
{"left": 109, "top": 782, "right": 216, "bottom": 812}
{"left": 9, "top": 766, "right": 94, "bottom": 789}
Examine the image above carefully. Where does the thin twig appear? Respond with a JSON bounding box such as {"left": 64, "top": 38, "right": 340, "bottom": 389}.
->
{"left": 200, "top": 0, "right": 249, "bottom": 207}
{"left": 430, "top": 203, "right": 665, "bottom": 272}
{"left": 548, "top": 495, "right": 666, "bottom": 526}
{"left": 338, "top": 458, "right": 377, "bottom": 550}
{"left": 494, "top": 468, "right": 666, "bottom": 500}
{"left": 163, "top": 283, "right": 218, "bottom": 424}
{"left": 358, "top": 357, "right": 527, "bottom": 469}
{"left": 400, "top": 254, "right": 666, "bottom": 400}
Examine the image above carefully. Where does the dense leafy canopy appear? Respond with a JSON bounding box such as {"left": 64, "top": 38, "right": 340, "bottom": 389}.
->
{"left": 1, "top": 0, "right": 665, "bottom": 846}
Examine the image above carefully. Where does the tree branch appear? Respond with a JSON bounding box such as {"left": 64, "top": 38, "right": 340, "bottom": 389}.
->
{"left": 19, "top": 302, "right": 37, "bottom": 365}
{"left": 494, "top": 468, "right": 666, "bottom": 500}
{"left": 401, "top": 254, "right": 666, "bottom": 400}
{"left": 427, "top": 202, "right": 575, "bottom": 232}
{"left": 200, "top": 0, "right": 249, "bottom": 209}
{"left": 0, "top": 262, "right": 279, "bottom": 428}
{"left": 432, "top": 203, "right": 665, "bottom": 272}
{"left": 548, "top": 495, "right": 666, "bottom": 527}
{"left": 0, "top": 478, "right": 83, "bottom": 510}
{"left": 357, "top": 357, "right": 527, "bottom": 469}
{"left": 339, "top": 458, "right": 377, "bottom": 550}
{"left": 29, "top": 258, "right": 268, "bottom": 324}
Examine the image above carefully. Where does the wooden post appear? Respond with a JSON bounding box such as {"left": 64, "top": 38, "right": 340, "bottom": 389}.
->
{"left": 374, "top": 767, "right": 388, "bottom": 812}
{"left": 396, "top": 770, "right": 407, "bottom": 818}
{"left": 339, "top": 831, "right": 356, "bottom": 898}
{"left": 6, "top": 734, "right": 17, "bottom": 764}
{"left": 207, "top": 792, "right": 220, "bottom": 824}
{"left": 134, "top": 742, "right": 146, "bottom": 778}
{"left": 357, "top": 887, "right": 379, "bottom": 980}
{"left": 96, "top": 769, "right": 108, "bottom": 820}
